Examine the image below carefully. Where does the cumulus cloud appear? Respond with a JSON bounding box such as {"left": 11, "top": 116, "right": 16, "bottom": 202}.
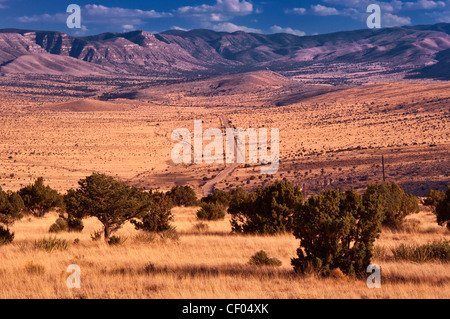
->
{"left": 311, "top": 4, "right": 341, "bottom": 16}
{"left": 382, "top": 13, "right": 412, "bottom": 26}
{"left": 270, "top": 25, "right": 306, "bottom": 36}
{"left": 212, "top": 22, "right": 261, "bottom": 33}
{"left": 284, "top": 1, "right": 413, "bottom": 27}
{"left": 285, "top": 4, "right": 342, "bottom": 16}
{"left": 284, "top": 8, "right": 307, "bottom": 15}
{"left": 404, "top": 0, "right": 446, "bottom": 10}
{"left": 175, "top": 0, "right": 254, "bottom": 22}
{"left": 17, "top": 4, "right": 172, "bottom": 26}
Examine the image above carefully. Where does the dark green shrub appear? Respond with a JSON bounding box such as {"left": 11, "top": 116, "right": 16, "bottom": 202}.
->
{"left": 167, "top": 185, "right": 198, "bottom": 207}
{"left": 49, "top": 216, "right": 83, "bottom": 233}
{"left": 436, "top": 186, "right": 450, "bottom": 230}
{"left": 228, "top": 181, "right": 303, "bottom": 234}
{"left": 0, "top": 226, "right": 14, "bottom": 245}
{"left": 249, "top": 250, "right": 282, "bottom": 267}
{"left": 423, "top": 189, "right": 446, "bottom": 213}
{"left": 67, "top": 217, "right": 84, "bottom": 232}
{"left": 201, "top": 190, "right": 232, "bottom": 208}
{"left": 291, "top": 189, "right": 383, "bottom": 278}
{"left": 49, "top": 223, "right": 62, "bottom": 233}
{"left": 363, "top": 182, "right": 419, "bottom": 228}
{"left": 196, "top": 202, "right": 225, "bottom": 221}
{"left": 131, "top": 192, "right": 174, "bottom": 232}
{"left": 0, "top": 190, "right": 24, "bottom": 229}
{"left": 19, "top": 177, "right": 63, "bottom": 217}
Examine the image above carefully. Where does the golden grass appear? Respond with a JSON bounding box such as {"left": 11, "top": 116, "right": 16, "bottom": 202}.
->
{"left": 0, "top": 207, "right": 448, "bottom": 299}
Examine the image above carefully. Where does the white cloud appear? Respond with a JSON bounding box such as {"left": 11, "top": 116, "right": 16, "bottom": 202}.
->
{"left": 84, "top": 4, "right": 171, "bottom": 18}
{"left": 311, "top": 4, "right": 341, "bottom": 16}
{"left": 212, "top": 22, "right": 261, "bottom": 33}
{"left": 382, "top": 13, "right": 412, "bottom": 26}
{"left": 171, "top": 26, "right": 189, "bottom": 31}
{"left": 122, "top": 24, "right": 135, "bottom": 32}
{"left": 404, "top": 0, "right": 446, "bottom": 10}
{"left": 176, "top": 0, "right": 253, "bottom": 22}
{"left": 284, "top": 8, "right": 307, "bottom": 15}
{"left": 17, "top": 4, "right": 172, "bottom": 26}
{"left": 270, "top": 25, "right": 306, "bottom": 36}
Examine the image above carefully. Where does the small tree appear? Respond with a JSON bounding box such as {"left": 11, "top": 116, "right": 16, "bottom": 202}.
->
{"left": 291, "top": 189, "right": 383, "bottom": 277}
{"left": 228, "top": 181, "right": 303, "bottom": 234}
{"left": 64, "top": 173, "right": 152, "bottom": 240}
{"left": 167, "top": 185, "right": 198, "bottom": 207}
{"left": 423, "top": 189, "right": 446, "bottom": 214}
{"left": 0, "top": 188, "right": 24, "bottom": 245}
{"left": 436, "top": 186, "right": 450, "bottom": 230}
{"left": 19, "top": 177, "right": 62, "bottom": 217}
{"left": 201, "top": 190, "right": 232, "bottom": 208}
{"left": 131, "top": 191, "right": 174, "bottom": 232}
{"left": 0, "top": 189, "right": 24, "bottom": 228}
{"left": 197, "top": 202, "right": 225, "bottom": 221}
{"left": 363, "top": 182, "right": 419, "bottom": 228}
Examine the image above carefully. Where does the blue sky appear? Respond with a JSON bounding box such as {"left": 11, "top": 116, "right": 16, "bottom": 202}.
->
{"left": 0, "top": 0, "right": 449, "bottom": 36}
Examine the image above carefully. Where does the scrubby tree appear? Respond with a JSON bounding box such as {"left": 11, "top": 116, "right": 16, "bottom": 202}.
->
{"left": 131, "top": 191, "right": 174, "bottom": 232}
{"left": 363, "top": 182, "right": 419, "bottom": 228}
{"left": 228, "top": 181, "right": 303, "bottom": 234}
{"left": 0, "top": 189, "right": 24, "bottom": 228}
{"left": 201, "top": 190, "right": 232, "bottom": 208}
{"left": 291, "top": 189, "right": 383, "bottom": 278}
{"left": 19, "top": 177, "right": 62, "bottom": 217}
{"left": 423, "top": 189, "right": 446, "bottom": 214}
{"left": 436, "top": 186, "right": 450, "bottom": 230}
{"left": 0, "top": 188, "right": 24, "bottom": 245}
{"left": 167, "top": 185, "right": 198, "bottom": 207}
{"left": 64, "top": 173, "right": 152, "bottom": 240}
{"left": 197, "top": 202, "right": 226, "bottom": 221}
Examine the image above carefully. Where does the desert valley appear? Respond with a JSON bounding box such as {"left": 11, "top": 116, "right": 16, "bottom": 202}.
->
{"left": 0, "top": 23, "right": 449, "bottom": 299}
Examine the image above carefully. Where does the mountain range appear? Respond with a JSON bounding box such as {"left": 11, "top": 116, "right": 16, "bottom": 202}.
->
{"left": 0, "top": 23, "right": 449, "bottom": 81}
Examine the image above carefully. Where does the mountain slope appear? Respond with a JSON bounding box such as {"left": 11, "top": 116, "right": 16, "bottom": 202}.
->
{"left": 0, "top": 23, "right": 449, "bottom": 81}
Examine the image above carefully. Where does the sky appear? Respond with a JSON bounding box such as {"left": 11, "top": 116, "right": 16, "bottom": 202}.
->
{"left": 0, "top": 0, "right": 449, "bottom": 36}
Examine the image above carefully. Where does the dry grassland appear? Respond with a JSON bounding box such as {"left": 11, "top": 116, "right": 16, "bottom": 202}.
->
{"left": 0, "top": 207, "right": 448, "bottom": 299}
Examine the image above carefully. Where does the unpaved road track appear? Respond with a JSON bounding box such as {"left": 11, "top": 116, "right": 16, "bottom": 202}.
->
{"left": 202, "top": 114, "right": 240, "bottom": 197}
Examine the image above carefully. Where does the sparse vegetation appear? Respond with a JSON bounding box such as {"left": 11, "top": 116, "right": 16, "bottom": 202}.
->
{"left": 392, "top": 241, "right": 450, "bottom": 263}
{"left": 34, "top": 236, "right": 68, "bottom": 252}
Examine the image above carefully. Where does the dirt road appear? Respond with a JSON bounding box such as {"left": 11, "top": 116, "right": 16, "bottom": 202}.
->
{"left": 202, "top": 114, "right": 241, "bottom": 197}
